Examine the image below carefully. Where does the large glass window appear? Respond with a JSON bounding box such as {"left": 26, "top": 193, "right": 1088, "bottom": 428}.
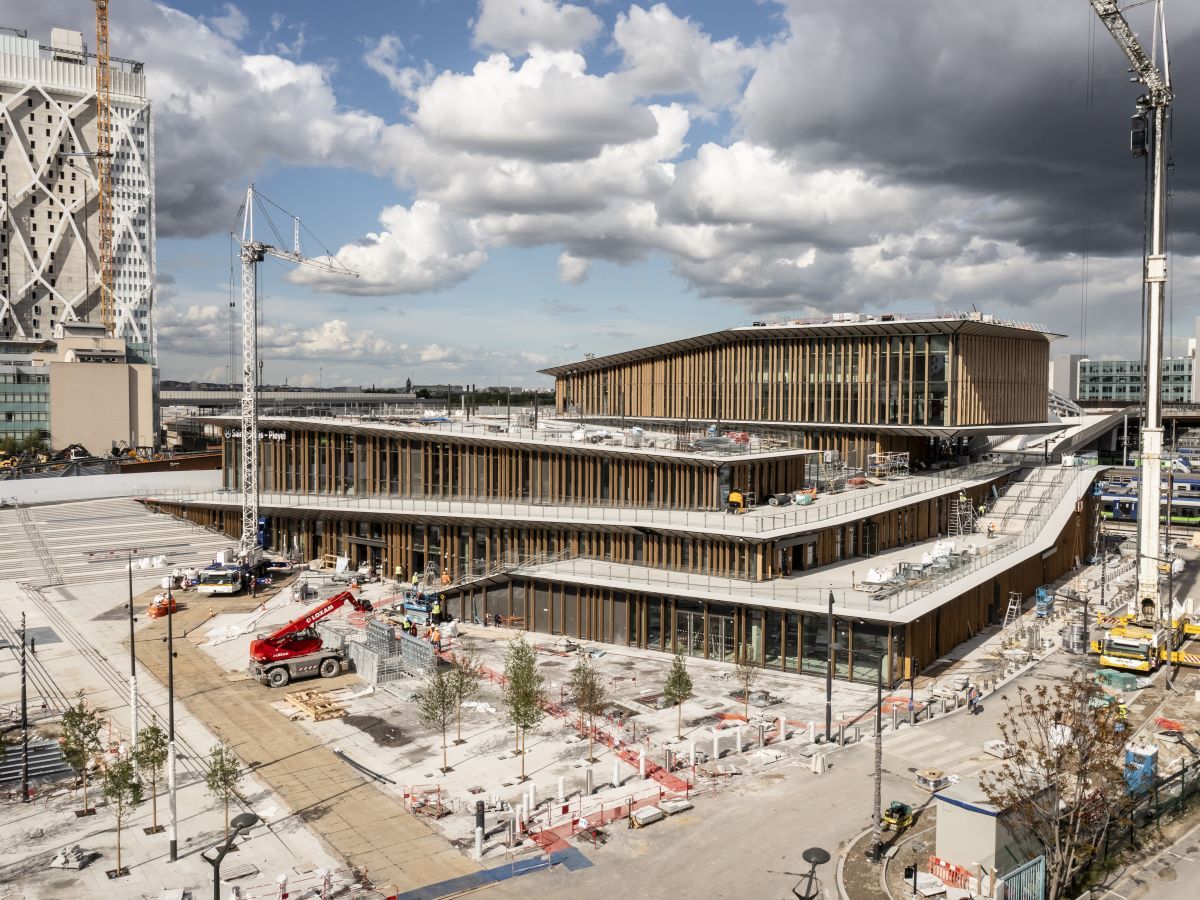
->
{"left": 801, "top": 613, "right": 828, "bottom": 676}
{"left": 764, "top": 610, "right": 783, "bottom": 668}
{"left": 852, "top": 622, "right": 888, "bottom": 682}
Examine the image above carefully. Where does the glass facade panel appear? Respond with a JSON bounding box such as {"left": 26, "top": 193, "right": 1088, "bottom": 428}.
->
{"left": 765, "top": 610, "right": 783, "bottom": 667}
{"left": 801, "top": 613, "right": 828, "bottom": 676}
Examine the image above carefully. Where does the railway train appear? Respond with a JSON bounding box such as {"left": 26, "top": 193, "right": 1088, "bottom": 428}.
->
{"left": 1098, "top": 471, "right": 1200, "bottom": 526}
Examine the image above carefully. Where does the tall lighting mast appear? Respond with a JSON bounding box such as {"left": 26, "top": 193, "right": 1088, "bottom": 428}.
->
{"left": 1090, "top": 1, "right": 1173, "bottom": 624}
{"left": 236, "top": 186, "right": 357, "bottom": 561}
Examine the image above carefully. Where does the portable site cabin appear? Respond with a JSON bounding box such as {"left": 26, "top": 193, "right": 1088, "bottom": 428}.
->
{"left": 934, "top": 776, "right": 1039, "bottom": 888}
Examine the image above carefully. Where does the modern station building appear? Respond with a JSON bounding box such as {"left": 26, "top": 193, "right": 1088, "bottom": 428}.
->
{"left": 146, "top": 312, "right": 1100, "bottom": 687}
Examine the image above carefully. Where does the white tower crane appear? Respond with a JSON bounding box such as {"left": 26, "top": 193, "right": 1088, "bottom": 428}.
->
{"left": 237, "top": 185, "right": 357, "bottom": 561}
{"left": 1090, "top": 0, "right": 1173, "bottom": 623}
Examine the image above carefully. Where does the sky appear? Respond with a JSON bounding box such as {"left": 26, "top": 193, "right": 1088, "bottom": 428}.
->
{"left": 18, "top": 0, "right": 1200, "bottom": 388}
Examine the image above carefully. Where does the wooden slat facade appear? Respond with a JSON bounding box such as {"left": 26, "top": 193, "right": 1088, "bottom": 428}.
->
{"left": 554, "top": 331, "right": 1048, "bottom": 427}
{"left": 232, "top": 428, "right": 808, "bottom": 512}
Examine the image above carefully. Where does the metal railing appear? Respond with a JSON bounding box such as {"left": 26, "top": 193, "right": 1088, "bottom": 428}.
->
{"left": 514, "top": 466, "right": 1096, "bottom": 615}
{"left": 144, "top": 462, "right": 1012, "bottom": 538}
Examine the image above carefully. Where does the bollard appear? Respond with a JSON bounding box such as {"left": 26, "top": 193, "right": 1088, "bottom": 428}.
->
{"left": 689, "top": 741, "right": 696, "bottom": 766}
{"left": 758, "top": 724, "right": 766, "bottom": 749}
{"left": 808, "top": 720, "right": 817, "bottom": 744}
{"left": 474, "top": 825, "right": 484, "bottom": 859}
{"left": 639, "top": 747, "right": 647, "bottom": 779}
{"left": 612, "top": 761, "right": 620, "bottom": 789}
{"left": 713, "top": 730, "right": 721, "bottom": 761}
{"left": 778, "top": 716, "right": 787, "bottom": 742}
{"left": 508, "top": 817, "right": 516, "bottom": 848}
{"left": 909, "top": 706, "right": 916, "bottom": 726}
{"left": 852, "top": 725, "right": 860, "bottom": 744}
{"left": 475, "top": 800, "right": 485, "bottom": 835}
{"left": 735, "top": 724, "right": 743, "bottom": 754}
{"left": 528, "top": 783, "right": 536, "bottom": 811}
{"left": 892, "top": 707, "right": 899, "bottom": 731}
{"left": 558, "top": 776, "right": 566, "bottom": 804}
{"left": 585, "top": 767, "right": 594, "bottom": 796}
{"left": 837, "top": 723, "right": 846, "bottom": 746}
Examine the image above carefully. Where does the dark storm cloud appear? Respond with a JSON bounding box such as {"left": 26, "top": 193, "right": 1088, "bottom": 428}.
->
{"left": 742, "top": 0, "right": 1200, "bottom": 260}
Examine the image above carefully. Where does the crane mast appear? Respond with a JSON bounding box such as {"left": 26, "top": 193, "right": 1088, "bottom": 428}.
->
{"left": 93, "top": 1, "right": 114, "bottom": 335}
{"left": 236, "top": 186, "right": 357, "bottom": 560}
{"left": 1090, "top": 0, "right": 1173, "bottom": 623}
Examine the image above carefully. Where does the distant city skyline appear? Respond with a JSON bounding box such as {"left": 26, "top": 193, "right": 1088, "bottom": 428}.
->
{"left": 17, "top": 0, "right": 1200, "bottom": 388}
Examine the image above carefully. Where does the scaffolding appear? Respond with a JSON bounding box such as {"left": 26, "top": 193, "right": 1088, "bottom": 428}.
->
{"left": 867, "top": 452, "right": 910, "bottom": 479}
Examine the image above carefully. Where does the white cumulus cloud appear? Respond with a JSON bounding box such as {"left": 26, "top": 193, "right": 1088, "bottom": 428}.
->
{"left": 557, "top": 252, "right": 591, "bottom": 284}
{"left": 473, "top": 0, "right": 602, "bottom": 55}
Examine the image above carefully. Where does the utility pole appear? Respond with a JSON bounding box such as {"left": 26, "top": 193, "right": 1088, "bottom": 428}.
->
{"left": 870, "top": 653, "right": 884, "bottom": 862}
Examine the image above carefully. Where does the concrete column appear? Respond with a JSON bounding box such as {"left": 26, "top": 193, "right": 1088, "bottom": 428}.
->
{"left": 612, "top": 761, "right": 620, "bottom": 789}
{"left": 812, "top": 752, "right": 825, "bottom": 774}
{"left": 778, "top": 716, "right": 786, "bottom": 742}
{"left": 557, "top": 776, "right": 566, "bottom": 803}
{"left": 735, "top": 724, "right": 743, "bottom": 754}
{"left": 516, "top": 803, "right": 525, "bottom": 832}
{"left": 639, "top": 747, "right": 647, "bottom": 779}
{"left": 528, "top": 783, "right": 536, "bottom": 810}
{"left": 808, "top": 720, "right": 816, "bottom": 743}
{"left": 758, "top": 724, "right": 766, "bottom": 749}
{"left": 585, "top": 767, "right": 593, "bottom": 796}
{"left": 713, "top": 730, "right": 721, "bottom": 761}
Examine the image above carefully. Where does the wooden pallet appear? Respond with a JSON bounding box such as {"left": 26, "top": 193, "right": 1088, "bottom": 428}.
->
{"left": 285, "top": 689, "right": 345, "bottom": 721}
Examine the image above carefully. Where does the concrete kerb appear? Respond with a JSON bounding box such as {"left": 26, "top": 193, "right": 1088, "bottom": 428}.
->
{"left": 837, "top": 825, "right": 874, "bottom": 900}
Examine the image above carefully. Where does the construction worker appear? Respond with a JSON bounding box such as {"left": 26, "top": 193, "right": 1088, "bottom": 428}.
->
{"left": 432, "top": 598, "right": 441, "bottom": 622}
{"left": 978, "top": 502, "right": 987, "bottom": 519}
{"left": 1116, "top": 698, "right": 1128, "bottom": 731}
{"left": 412, "top": 572, "right": 421, "bottom": 589}
{"left": 394, "top": 562, "right": 404, "bottom": 585}
{"left": 431, "top": 625, "right": 441, "bottom": 652}
{"left": 441, "top": 569, "right": 451, "bottom": 587}
{"left": 987, "top": 521, "right": 996, "bottom": 539}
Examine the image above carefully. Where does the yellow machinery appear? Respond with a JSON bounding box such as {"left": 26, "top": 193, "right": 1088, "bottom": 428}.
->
{"left": 1094, "top": 613, "right": 1200, "bottom": 673}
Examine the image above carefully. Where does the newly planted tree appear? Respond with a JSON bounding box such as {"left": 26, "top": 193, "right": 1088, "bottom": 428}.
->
{"left": 447, "top": 642, "right": 482, "bottom": 745}
{"left": 418, "top": 667, "right": 457, "bottom": 772}
{"left": 102, "top": 757, "right": 142, "bottom": 877}
{"left": 61, "top": 690, "right": 102, "bottom": 814}
{"left": 980, "top": 673, "right": 1129, "bottom": 900}
{"left": 663, "top": 653, "right": 694, "bottom": 740}
{"left": 569, "top": 659, "right": 607, "bottom": 762}
{"left": 502, "top": 636, "right": 544, "bottom": 780}
{"left": 734, "top": 655, "right": 760, "bottom": 720}
{"left": 134, "top": 723, "right": 168, "bottom": 833}
{"left": 204, "top": 743, "right": 244, "bottom": 842}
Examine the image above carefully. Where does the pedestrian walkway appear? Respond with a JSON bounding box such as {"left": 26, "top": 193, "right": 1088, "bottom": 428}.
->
{"left": 884, "top": 724, "right": 995, "bottom": 779}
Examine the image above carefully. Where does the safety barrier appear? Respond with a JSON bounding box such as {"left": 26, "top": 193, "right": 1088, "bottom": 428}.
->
{"left": 928, "top": 855, "right": 973, "bottom": 890}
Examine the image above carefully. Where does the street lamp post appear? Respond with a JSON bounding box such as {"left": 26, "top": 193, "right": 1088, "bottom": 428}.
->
{"left": 870, "top": 652, "right": 884, "bottom": 862}
{"left": 204, "top": 812, "right": 258, "bottom": 900}
{"left": 825, "top": 591, "right": 834, "bottom": 741}
{"left": 165, "top": 575, "right": 178, "bottom": 862}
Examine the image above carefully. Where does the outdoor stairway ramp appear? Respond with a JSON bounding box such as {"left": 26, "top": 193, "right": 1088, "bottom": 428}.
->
{"left": 433, "top": 548, "right": 574, "bottom": 598}
{"left": 20, "top": 498, "right": 236, "bottom": 585}
{"left": 0, "top": 739, "right": 74, "bottom": 789}
{"left": 987, "top": 467, "right": 1070, "bottom": 535}
{"left": 0, "top": 506, "right": 47, "bottom": 583}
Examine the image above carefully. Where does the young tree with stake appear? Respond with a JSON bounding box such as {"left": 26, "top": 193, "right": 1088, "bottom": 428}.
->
{"left": 734, "top": 655, "right": 760, "bottom": 721}
{"left": 569, "top": 659, "right": 607, "bottom": 762}
{"left": 663, "top": 653, "right": 694, "bottom": 740}
{"left": 502, "top": 636, "right": 544, "bottom": 780}
{"left": 418, "top": 667, "right": 458, "bottom": 772}
{"left": 61, "top": 689, "right": 102, "bottom": 814}
{"left": 447, "top": 643, "right": 482, "bottom": 745}
{"left": 980, "top": 673, "right": 1129, "bottom": 900}
{"left": 204, "top": 743, "right": 244, "bottom": 842}
{"left": 102, "top": 757, "right": 142, "bottom": 876}
{"left": 134, "top": 723, "right": 168, "bottom": 833}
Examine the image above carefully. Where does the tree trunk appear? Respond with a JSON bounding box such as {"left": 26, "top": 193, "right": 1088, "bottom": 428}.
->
{"left": 115, "top": 816, "right": 122, "bottom": 873}
{"left": 677, "top": 702, "right": 682, "bottom": 740}
{"left": 224, "top": 797, "right": 230, "bottom": 842}
{"left": 587, "top": 714, "right": 593, "bottom": 762}
{"left": 81, "top": 771, "right": 89, "bottom": 812}
{"left": 456, "top": 701, "right": 463, "bottom": 743}
{"left": 520, "top": 727, "right": 527, "bottom": 780}
{"left": 151, "top": 777, "right": 158, "bottom": 830}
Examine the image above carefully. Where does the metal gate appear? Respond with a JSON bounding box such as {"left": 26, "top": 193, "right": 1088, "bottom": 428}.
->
{"left": 999, "top": 855, "right": 1045, "bottom": 900}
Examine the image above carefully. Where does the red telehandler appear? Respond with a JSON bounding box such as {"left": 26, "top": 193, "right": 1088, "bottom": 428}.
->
{"left": 248, "top": 591, "right": 372, "bottom": 687}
